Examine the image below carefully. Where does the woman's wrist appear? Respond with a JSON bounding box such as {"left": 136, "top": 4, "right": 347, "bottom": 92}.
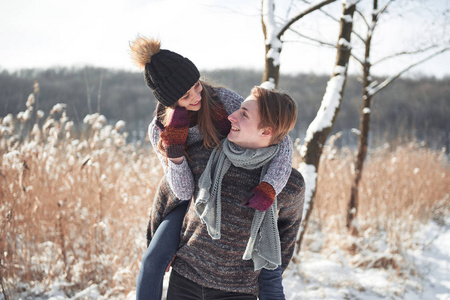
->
{"left": 169, "top": 156, "right": 184, "bottom": 165}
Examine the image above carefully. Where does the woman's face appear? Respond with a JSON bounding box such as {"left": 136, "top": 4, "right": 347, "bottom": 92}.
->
{"left": 177, "top": 81, "right": 203, "bottom": 111}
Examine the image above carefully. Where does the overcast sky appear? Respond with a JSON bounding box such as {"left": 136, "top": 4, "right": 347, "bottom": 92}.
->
{"left": 1, "top": 0, "right": 449, "bottom": 78}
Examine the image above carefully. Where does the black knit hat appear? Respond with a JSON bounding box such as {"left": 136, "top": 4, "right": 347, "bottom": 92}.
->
{"left": 144, "top": 49, "right": 200, "bottom": 107}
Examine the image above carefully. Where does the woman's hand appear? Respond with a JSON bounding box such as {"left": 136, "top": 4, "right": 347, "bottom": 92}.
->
{"left": 160, "top": 106, "right": 189, "bottom": 159}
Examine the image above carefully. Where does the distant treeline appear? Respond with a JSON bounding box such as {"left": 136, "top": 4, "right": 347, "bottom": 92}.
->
{"left": 1, "top": 67, "right": 449, "bottom": 149}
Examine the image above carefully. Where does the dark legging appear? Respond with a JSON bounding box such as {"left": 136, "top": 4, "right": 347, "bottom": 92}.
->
{"left": 136, "top": 201, "right": 189, "bottom": 300}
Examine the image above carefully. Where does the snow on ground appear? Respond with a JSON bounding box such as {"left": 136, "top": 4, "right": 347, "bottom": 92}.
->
{"left": 5, "top": 220, "right": 449, "bottom": 299}
{"left": 283, "top": 219, "right": 450, "bottom": 300}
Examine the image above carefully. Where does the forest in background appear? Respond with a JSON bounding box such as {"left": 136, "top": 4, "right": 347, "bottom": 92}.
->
{"left": 1, "top": 67, "right": 448, "bottom": 150}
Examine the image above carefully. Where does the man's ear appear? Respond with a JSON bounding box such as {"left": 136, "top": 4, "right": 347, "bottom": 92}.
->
{"left": 261, "top": 127, "right": 273, "bottom": 138}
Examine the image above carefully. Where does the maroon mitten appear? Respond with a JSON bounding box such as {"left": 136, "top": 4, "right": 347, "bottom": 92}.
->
{"left": 241, "top": 182, "right": 276, "bottom": 212}
{"left": 159, "top": 107, "right": 189, "bottom": 158}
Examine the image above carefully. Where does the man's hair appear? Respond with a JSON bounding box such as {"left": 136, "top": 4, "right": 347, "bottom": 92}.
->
{"left": 252, "top": 86, "right": 297, "bottom": 145}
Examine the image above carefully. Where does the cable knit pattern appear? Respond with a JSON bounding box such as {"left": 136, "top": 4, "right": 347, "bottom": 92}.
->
{"left": 146, "top": 142, "right": 305, "bottom": 296}
{"left": 148, "top": 87, "right": 293, "bottom": 201}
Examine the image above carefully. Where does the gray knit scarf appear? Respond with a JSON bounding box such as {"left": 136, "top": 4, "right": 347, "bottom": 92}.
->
{"left": 195, "top": 138, "right": 281, "bottom": 270}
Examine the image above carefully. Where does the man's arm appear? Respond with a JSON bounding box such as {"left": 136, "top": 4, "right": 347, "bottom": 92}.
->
{"left": 277, "top": 168, "right": 305, "bottom": 270}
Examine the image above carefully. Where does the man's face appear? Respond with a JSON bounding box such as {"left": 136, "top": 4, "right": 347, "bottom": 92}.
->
{"left": 227, "top": 95, "right": 266, "bottom": 149}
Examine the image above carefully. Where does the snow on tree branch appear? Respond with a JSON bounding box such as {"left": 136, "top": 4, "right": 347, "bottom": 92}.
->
{"left": 262, "top": 0, "right": 282, "bottom": 66}
{"left": 298, "top": 64, "right": 348, "bottom": 227}
{"left": 339, "top": 38, "right": 352, "bottom": 50}
{"left": 260, "top": 79, "right": 276, "bottom": 90}
{"left": 301, "top": 64, "right": 348, "bottom": 147}
{"left": 344, "top": 0, "right": 359, "bottom": 8}
{"left": 297, "top": 162, "right": 317, "bottom": 239}
{"left": 342, "top": 14, "right": 353, "bottom": 23}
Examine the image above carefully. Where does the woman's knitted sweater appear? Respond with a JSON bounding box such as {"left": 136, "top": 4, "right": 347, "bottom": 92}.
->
{"left": 148, "top": 87, "right": 293, "bottom": 200}
{"left": 147, "top": 141, "right": 305, "bottom": 296}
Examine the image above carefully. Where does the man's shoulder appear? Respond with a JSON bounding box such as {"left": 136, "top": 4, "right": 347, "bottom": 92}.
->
{"left": 280, "top": 168, "right": 305, "bottom": 199}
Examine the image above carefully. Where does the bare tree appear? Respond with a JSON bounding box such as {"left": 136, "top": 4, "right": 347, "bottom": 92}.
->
{"left": 261, "top": 0, "right": 337, "bottom": 88}
{"left": 260, "top": 0, "right": 449, "bottom": 250}
{"left": 296, "top": 0, "right": 357, "bottom": 250}
{"left": 346, "top": 0, "right": 450, "bottom": 233}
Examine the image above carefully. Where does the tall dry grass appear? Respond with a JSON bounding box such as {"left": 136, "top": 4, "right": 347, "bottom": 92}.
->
{"left": 1, "top": 91, "right": 448, "bottom": 298}
{"left": 1, "top": 95, "right": 162, "bottom": 298}
{"left": 310, "top": 140, "right": 449, "bottom": 232}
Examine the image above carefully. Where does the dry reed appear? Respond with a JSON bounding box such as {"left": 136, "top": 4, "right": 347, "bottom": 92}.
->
{"left": 1, "top": 96, "right": 162, "bottom": 298}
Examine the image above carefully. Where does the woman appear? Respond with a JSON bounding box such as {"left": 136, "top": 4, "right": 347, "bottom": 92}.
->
{"left": 130, "top": 36, "right": 292, "bottom": 300}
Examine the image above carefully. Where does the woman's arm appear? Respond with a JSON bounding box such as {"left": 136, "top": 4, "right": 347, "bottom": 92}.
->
{"left": 243, "top": 135, "right": 293, "bottom": 211}
{"left": 216, "top": 88, "right": 245, "bottom": 115}
{"left": 148, "top": 119, "right": 194, "bottom": 200}
{"left": 148, "top": 88, "right": 243, "bottom": 200}
{"left": 263, "top": 135, "right": 293, "bottom": 195}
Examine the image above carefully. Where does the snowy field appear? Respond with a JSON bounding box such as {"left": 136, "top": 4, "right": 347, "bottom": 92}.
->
{"left": 283, "top": 220, "right": 450, "bottom": 300}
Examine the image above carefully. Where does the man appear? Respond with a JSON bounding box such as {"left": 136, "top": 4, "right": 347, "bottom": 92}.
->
{"left": 148, "top": 86, "right": 304, "bottom": 299}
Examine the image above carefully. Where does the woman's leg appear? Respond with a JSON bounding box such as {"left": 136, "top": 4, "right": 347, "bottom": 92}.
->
{"left": 258, "top": 265, "right": 286, "bottom": 300}
{"left": 136, "top": 201, "right": 189, "bottom": 300}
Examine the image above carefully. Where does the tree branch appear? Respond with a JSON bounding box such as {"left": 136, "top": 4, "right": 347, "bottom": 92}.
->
{"left": 369, "top": 0, "right": 392, "bottom": 36}
{"left": 351, "top": 53, "right": 365, "bottom": 67}
{"left": 278, "top": 0, "right": 337, "bottom": 39}
{"left": 355, "top": 8, "right": 369, "bottom": 27}
{"left": 373, "top": 44, "right": 444, "bottom": 65}
{"left": 287, "top": 27, "right": 336, "bottom": 48}
{"left": 368, "top": 47, "right": 450, "bottom": 97}
{"left": 285, "top": 28, "right": 364, "bottom": 66}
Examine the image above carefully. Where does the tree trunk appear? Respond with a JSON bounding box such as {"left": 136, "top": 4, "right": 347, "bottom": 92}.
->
{"left": 347, "top": 0, "right": 377, "bottom": 233}
{"left": 261, "top": 0, "right": 337, "bottom": 88}
{"left": 296, "top": 1, "right": 356, "bottom": 250}
{"left": 262, "top": 43, "right": 281, "bottom": 87}
{"left": 347, "top": 92, "right": 373, "bottom": 232}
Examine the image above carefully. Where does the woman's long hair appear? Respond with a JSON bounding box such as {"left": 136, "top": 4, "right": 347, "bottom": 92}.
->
{"left": 157, "top": 80, "right": 223, "bottom": 157}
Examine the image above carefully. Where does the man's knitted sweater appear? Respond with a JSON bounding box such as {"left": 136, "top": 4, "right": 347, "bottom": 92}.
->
{"left": 146, "top": 141, "right": 305, "bottom": 296}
